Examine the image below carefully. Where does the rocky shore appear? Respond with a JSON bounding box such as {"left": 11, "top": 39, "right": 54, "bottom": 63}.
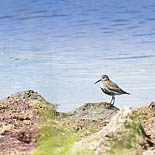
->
{"left": 0, "top": 90, "right": 154, "bottom": 155}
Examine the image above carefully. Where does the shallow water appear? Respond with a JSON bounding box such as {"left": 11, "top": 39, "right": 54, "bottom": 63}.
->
{"left": 0, "top": 0, "right": 155, "bottom": 112}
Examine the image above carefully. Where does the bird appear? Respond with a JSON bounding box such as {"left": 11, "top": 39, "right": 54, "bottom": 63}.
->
{"left": 95, "top": 75, "right": 130, "bottom": 105}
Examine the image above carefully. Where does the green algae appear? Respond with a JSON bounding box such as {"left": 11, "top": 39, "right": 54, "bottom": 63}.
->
{"left": 36, "top": 101, "right": 59, "bottom": 119}
{"left": 33, "top": 120, "right": 79, "bottom": 155}
{"left": 107, "top": 110, "right": 153, "bottom": 155}
{"left": 32, "top": 102, "right": 119, "bottom": 155}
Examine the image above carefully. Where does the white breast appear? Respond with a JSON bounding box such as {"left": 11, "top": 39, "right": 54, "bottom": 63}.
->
{"left": 100, "top": 81, "right": 106, "bottom": 89}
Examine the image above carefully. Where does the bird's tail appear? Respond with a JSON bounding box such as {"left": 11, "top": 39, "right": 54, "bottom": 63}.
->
{"left": 125, "top": 92, "right": 130, "bottom": 95}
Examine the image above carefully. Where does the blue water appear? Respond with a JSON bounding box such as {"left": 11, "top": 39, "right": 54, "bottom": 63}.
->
{"left": 0, "top": 0, "right": 155, "bottom": 112}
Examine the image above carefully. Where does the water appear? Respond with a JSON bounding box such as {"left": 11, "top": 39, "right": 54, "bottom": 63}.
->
{"left": 0, "top": 0, "right": 155, "bottom": 112}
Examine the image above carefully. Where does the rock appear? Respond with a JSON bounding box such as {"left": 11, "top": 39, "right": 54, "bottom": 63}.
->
{"left": 0, "top": 90, "right": 56, "bottom": 155}
{"left": 68, "top": 106, "right": 154, "bottom": 155}
{"left": 142, "top": 148, "right": 155, "bottom": 155}
{"left": 17, "top": 131, "right": 33, "bottom": 144}
{"left": 0, "top": 90, "right": 154, "bottom": 155}
{"left": 61, "top": 102, "right": 119, "bottom": 120}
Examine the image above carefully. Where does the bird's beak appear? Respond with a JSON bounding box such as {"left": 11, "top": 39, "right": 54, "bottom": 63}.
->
{"left": 95, "top": 79, "right": 101, "bottom": 84}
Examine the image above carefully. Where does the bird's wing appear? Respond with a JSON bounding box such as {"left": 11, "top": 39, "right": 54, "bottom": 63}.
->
{"left": 106, "top": 80, "right": 129, "bottom": 94}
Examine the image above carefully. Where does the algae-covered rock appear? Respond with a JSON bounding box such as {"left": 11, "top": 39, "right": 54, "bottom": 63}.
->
{"left": 139, "top": 102, "right": 155, "bottom": 143}
{"left": 0, "top": 90, "right": 154, "bottom": 155}
{"left": 0, "top": 90, "right": 57, "bottom": 155}
{"left": 34, "top": 102, "right": 119, "bottom": 155}
{"left": 0, "top": 91, "right": 119, "bottom": 155}
{"left": 68, "top": 106, "right": 154, "bottom": 155}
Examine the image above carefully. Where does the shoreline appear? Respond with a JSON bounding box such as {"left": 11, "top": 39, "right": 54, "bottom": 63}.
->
{"left": 0, "top": 90, "right": 154, "bottom": 155}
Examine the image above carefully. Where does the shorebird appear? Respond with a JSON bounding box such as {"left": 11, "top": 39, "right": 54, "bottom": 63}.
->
{"left": 95, "top": 75, "right": 130, "bottom": 105}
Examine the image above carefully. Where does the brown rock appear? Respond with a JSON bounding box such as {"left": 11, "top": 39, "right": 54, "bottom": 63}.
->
{"left": 0, "top": 90, "right": 56, "bottom": 155}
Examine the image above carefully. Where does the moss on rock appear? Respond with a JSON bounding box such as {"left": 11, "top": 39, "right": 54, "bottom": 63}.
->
{"left": 68, "top": 106, "right": 154, "bottom": 155}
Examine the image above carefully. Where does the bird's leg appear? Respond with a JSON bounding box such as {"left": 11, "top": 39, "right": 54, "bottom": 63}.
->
{"left": 110, "top": 96, "right": 113, "bottom": 104}
{"left": 111, "top": 96, "right": 115, "bottom": 105}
